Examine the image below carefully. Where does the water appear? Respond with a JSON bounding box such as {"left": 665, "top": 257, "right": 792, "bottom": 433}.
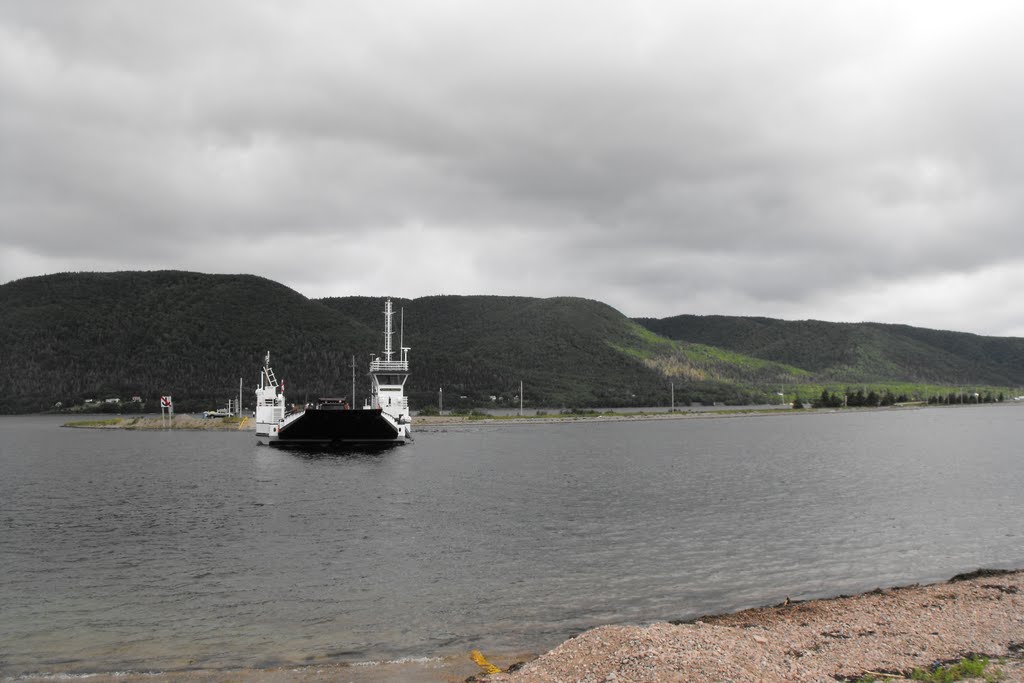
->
{"left": 3, "top": 406, "right": 1024, "bottom": 676}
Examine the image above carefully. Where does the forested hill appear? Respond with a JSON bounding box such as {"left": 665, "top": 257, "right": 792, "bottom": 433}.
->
{"left": 0, "top": 273, "right": 698, "bottom": 412}
{"left": 3, "top": 271, "right": 1022, "bottom": 414}
{"left": 0, "top": 271, "right": 379, "bottom": 412}
{"left": 1, "top": 272, "right": 799, "bottom": 413}
{"left": 635, "top": 314, "right": 1024, "bottom": 386}
{"left": 319, "top": 294, "right": 702, "bottom": 408}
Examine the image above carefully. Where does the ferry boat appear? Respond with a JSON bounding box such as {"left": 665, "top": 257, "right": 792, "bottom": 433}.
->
{"left": 255, "top": 298, "right": 412, "bottom": 446}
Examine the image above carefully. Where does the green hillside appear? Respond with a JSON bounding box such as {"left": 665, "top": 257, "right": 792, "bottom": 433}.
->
{"left": 320, "top": 295, "right": 792, "bottom": 409}
{"left": 3, "top": 271, "right": 1020, "bottom": 414}
{"left": 0, "top": 271, "right": 379, "bottom": 413}
{"left": 635, "top": 314, "right": 1024, "bottom": 386}
{"left": 0, "top": 272, "right": 781, "bottom": 413}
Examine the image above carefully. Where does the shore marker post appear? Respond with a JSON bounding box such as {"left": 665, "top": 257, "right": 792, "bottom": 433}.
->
{"left": 160, "top": 395, "right": 173, "bottom": 428}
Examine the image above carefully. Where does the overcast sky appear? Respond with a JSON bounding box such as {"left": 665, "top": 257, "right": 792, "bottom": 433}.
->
{"left": 3, "top": 2, "right": 1024, "bottom": 335}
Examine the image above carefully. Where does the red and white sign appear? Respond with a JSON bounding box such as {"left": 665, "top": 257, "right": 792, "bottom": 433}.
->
{"left": 160, "top": 396, "right": 173, "bottom": 409}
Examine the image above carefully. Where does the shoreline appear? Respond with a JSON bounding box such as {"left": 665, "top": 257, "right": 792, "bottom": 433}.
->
{"left": 59, "top": 403, "right": 952, "bottom": 431}
{"left": 486, "top": 568, "right": 1024, "bottom": 683}
{"left": 9, "top": 569, "right": 1023, "bottom": 682}
{"left": 62, "top": 415, "right": 255, "bottom": 431}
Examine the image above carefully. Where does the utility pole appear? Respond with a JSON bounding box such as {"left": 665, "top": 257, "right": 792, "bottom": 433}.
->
{"left": 520, "top": 380, "right": 523, "bottom": 416}
{"left": 671, "top": 381, "right": 674, "bottom": 411}
{"left": 350, "top": 355, "right": 356, "bottom": 408}
{"left": 239, "top": 377, "right": 243, "bottom": 417}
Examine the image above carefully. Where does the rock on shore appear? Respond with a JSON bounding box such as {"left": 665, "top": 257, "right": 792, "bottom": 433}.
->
{"left": 484, "top": 569, "right": 1024, "bottom": 682}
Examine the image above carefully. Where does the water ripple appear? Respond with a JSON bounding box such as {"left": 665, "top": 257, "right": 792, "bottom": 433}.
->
{"left": 3, "top": 408, "right": 1024, "bottom": 675}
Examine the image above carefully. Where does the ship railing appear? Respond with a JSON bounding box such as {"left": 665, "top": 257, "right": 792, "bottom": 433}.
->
{"left": 279, "top": 410, "right": 304, "bottom": 428}
{"left": 370, "top": 360, "right": 409, "bottom": 372}
{"left": 382, "top": 398, "right": 410, "bottom": 417}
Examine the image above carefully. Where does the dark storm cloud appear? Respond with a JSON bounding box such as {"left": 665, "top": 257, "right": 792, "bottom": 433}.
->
{"left": 3, "top": 1, "right": 1024, "bottom": 335}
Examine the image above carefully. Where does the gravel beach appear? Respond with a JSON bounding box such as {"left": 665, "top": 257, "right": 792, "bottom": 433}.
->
{"left": 17, "top": 570, "right": 1021, "bottom": 683}
{"left": 482, "top": 569, "right": 1024, "bottom": 683}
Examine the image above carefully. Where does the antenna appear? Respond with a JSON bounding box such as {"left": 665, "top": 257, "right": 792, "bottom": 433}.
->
{"left": 400, "top": 307, "right": 404, "bottom": 356}
{"left": 383, "top": 298, "right": 394, "bottom": 361}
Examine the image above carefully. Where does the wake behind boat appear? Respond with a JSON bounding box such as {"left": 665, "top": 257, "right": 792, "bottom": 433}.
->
{"left": 255, "top": 298, "right": 412, "bottom": 446}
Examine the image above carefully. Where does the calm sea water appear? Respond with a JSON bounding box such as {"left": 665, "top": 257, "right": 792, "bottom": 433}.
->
{"left": 3, "top": 406, "right": 1024, "bottom": 676}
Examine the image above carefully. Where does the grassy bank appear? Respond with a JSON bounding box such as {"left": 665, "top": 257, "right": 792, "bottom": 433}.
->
{"left": 64, "top": 415, "right": 254, "bottom": 431}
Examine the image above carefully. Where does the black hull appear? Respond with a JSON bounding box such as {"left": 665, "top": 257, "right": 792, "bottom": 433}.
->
{"left": 273, "top": 408, "right": 405, "bottom": 445}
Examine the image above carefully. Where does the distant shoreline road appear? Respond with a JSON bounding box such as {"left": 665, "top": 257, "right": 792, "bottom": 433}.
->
{"left": 59, "top": 407, "right": 801, "bottom": 430}
{"left": 60, "top": 402, "right": 1014, "bottom": 431}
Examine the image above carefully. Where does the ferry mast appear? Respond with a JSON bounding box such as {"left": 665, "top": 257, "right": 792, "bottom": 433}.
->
{"left": 369, "top": 298, "right": 410, "bottom": 419}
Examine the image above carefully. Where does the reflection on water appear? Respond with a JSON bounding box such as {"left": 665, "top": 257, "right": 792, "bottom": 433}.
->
{"left": 2, "top": 406, "right": 1024, "bottom": 676}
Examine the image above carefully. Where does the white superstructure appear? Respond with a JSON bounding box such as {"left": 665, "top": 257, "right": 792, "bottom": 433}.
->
{"left": 367, "top": 299, "right": 412, "bottom": 439}
{"left": 255, "top": 352, "right": 286, "bottom": 437}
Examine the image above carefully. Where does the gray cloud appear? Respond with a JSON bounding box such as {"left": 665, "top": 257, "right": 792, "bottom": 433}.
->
{"left": 3, "top": 1, "right": 1024, "bottom": 335}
